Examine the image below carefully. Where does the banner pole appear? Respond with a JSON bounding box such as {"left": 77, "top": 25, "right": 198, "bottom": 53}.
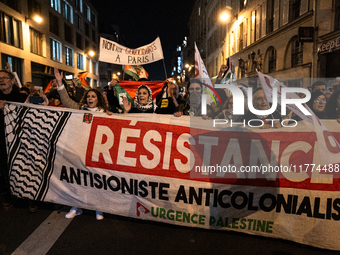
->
{"left": 162, "top": 59, "right": 168, "bottom": 80}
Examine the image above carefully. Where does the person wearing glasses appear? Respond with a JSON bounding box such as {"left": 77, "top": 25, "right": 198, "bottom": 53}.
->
{"left": 0, "top": 70, "right": 28, "bottom": 211}
{"left": 307, "top": 91, "right": 328, "bottom": 119}
{"left": 244, "top": 87, "right": 281, "bottom": 128}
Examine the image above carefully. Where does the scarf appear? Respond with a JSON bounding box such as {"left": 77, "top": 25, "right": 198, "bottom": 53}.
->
{"left": 80, "top": 104, "right": 105, "bottom": 112}
{"left": 134, "top": 85, "right": 154, "bottom": 112}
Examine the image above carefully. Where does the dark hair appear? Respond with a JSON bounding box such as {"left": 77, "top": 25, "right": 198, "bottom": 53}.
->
{"left": 307, "top": 91, "right": 326, "bottom": 117}
{"left": 252, "top": 87, "right": 263, "bottom": 95}
{"left": 137, "top": 85, "right": 151, "bottom": 96}
{"left": 327, "top": 90, "right": 340, "bottom": 119}
{"left": 312, "top": 81, "right": 326, "bottom": 91}
{"left": 185, "top": 79, "right": 203, "bottom": 100}
{"left": 0, "top": 70, "right": 14, "bottom": 80}
{"left": 79, "top": 88, "right": 108, "bottom": 111}
{"left": 19, "top": 87, "right": 30, "bottom": 94}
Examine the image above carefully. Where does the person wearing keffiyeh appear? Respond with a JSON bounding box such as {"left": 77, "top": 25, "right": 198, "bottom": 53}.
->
{"left": 123, "top": 84, "right": 155, "bottom": 113}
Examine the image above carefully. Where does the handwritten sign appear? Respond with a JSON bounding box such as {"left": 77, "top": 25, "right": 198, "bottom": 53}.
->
{"left": 99, "top": 37, "right": 164, "bottom": 65}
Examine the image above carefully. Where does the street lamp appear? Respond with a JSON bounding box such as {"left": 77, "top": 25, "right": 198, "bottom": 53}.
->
{"left": 88, "top": 50, "right": 95, "bottom": 57}
{"left": 25, "top": 15, "right": 43, "bottom": 23}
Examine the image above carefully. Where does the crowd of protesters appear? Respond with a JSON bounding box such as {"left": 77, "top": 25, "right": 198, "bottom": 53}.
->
{"left": 1, "top": 63, "right": 340, "bottom": 218}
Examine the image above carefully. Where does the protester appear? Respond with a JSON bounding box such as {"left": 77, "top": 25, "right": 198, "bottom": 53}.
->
{"left": 123, "top": 84, "right": 155, "bottom": 113}
{"left": 311, "top": 81, "right": 326, "bottom": 94}
{"left": 326, "top": 90, "right": 340, "bottom": 123}
{"left": 23, "top": 82, "right": 35, "bottom": 94}
{"left": 0, "top": 70, "right": 28, "bottom": 211}
{"left": 214, "top": 85, "right": 248, "bottom": 122}
{"left": 155, "top": 82, "right": 181, "bottom": 115}
{"left": 106, "top": 74, "right": 124, "bottom": 113}
{"left": 20, "top": 86, "right": 30, "bottom": 95}
{"left": 54, "top": 68, "right": 107, "bottom": 220}
{"left": 244, "top": 87, "right": 281, "bottom": 128}
{"left": 46, "top": 89, "right": 65, "bottom": 107}
{"left": 182, "top": 78, "right": 217, "bottom": 118}
{"left": 307, "top": 91, "right": 328, "bottom": 119}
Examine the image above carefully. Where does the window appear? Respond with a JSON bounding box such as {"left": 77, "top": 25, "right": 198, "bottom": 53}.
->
{"left": 267, "top": 0, "right": 274, "bottom": 33}
{"left": 65, "top": 46, "right": 73, "bottom": 66}
{"left": 64, "top": 24, "right": 73, "bottom": 44}
{"left": 239, "top": 22, "right": 243, "bottom": 51}
{"left": 85, "top": 39, "right": 89, "bottom": 50}
{"left": 287, "top": 79, "right": 303, "bottom": 87}
{"left": 50, "top": 0, "right": 61, "bottom": 13}
{"left": 28, "top": 0, "right": 41, "bottom": 19}
{"left": 239, "top": 0, "right": 245, "bottom": 12}
{"left": 289, "top": 0, "right": 301, "bottom": 22}
{"left": 0, "top": 13, "right": 22, "bottom": 48}
{"left": 251, "top": 11, "right": 256, "bottom": 44}
{"left": 77, "top": 53, "right": 83, "bottom": 70}
{"left": 50, "top": 38, "right": 61, "bottom": 62}
{"left": 84, "top": 4, "right": 90, "bottom": 21}
{"left": 1, "top": 54, "right": 22, "bottom": 81}
{"left": 49, "top": 12, "right": 59, "bottom": 35}
{"left": 92, "top": 29, "right": 96, "bottom": 43}
{"left": 76, "top": 33, "right": 83, "bottom": 49}
{"left": 85, "top": 57, "right": 90, "bottom": 71}
{"left": 75, "top": 0, "right": 82, "bottom": 12}
{"left": 63, "top": 0, "right": 73, "bottom": 23}
{"left": 30, "top": 28, "right": 43, "bottom": 56}
{"left": 0, "top": 0, "right": 21, "bottom": 12}
{"left": 92, "top": 61, "right": 97, "bottom": 75}
{"left": 74, "top": 12, "right": 82, "bottom": 30}
{"left": 291, "top": 38, "right": 303, "bottom": 67}
{"left": 268, "top": 47, "right": 276, "bottom": 73}
{"left": 91, "top": 12, "right": 96, "bottom": 26}
{"left": 85, "top": 22, "right": 90, "bottom": 37}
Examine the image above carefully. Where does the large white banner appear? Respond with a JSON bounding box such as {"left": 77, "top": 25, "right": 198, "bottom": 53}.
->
{"left": 99, "top": 37, "right": 164, "bottom": 65}
{"left": 4, "top": 102, "right": 340, "bottom": 251}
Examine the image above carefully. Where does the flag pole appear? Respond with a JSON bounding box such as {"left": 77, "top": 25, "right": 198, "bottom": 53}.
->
{"left": 162, "top": 58, "right": 168, "bottom": 80}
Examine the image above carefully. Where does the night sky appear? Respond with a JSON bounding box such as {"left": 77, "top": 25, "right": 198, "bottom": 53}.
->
{"left": 90, "top": 0, "right": 196, "bottom": 81}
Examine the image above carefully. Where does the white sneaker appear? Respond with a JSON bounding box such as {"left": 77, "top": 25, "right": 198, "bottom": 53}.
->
{"left": 96, "top": 211, "right": 104, "bottom": 220}
{"left": 65, "top": 207, "right": 83, "bottom": 219}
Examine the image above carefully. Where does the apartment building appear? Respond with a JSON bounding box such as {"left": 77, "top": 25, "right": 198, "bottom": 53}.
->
{"left": 0, "top": 0, "right": 99, "bottom": 89}
{"left": 188, "top": 0, "right": 340, "bottom": 87}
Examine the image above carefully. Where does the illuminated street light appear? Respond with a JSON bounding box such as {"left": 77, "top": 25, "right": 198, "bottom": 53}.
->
{"left": 33, "top": 15, "right": 42, "bottom": 23}
{"left": 219, "top": 6, "right": 232, "bottom": 23}
{"left": 88, "top": 50, "right": 95, "bottom": 57}
{"left": 25, "top": 15, "right": 43, "bottom": 23}
{"left": 117, "top": 72, "right": 121, "bottom": 76}
{"left": 220, "top": 12, "right": 229, "bottom": 22}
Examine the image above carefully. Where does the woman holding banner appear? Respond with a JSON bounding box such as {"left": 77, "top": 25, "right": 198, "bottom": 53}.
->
{"left": 54, "top": 68, "right": 107, "bottom": 220}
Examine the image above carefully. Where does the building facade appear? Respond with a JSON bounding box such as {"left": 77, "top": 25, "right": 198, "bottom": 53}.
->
{"left": 188, "top": 0, "right": 340, "bottom": 88}
{"left": 0, "top": 0, "right": 99, "bottom": 89}
{"left": 98, "top": 24, "right": 124, "bottom": 87}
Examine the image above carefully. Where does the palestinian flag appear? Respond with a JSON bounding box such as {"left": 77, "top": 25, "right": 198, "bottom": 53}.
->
{"left": 119, "top": 80, "right": 165, "bottom": 100}
{"left": 78, "top": 72, "right": 90, "bottom": 87}
{"left": 125, "top": 65, "right": 149, "bottom": 81}
{"left": 221, "top": 58, "right": 232, "bottom": 83}
{"left": 44, "top": 80, "right": 53, "bottom": 93}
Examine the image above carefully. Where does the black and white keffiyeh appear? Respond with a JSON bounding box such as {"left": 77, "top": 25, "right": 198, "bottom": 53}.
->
{"left": 134, "top": 85, "right": 154, "bottom": 112}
